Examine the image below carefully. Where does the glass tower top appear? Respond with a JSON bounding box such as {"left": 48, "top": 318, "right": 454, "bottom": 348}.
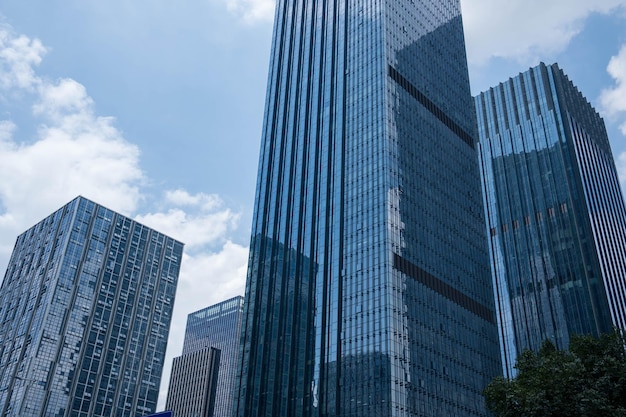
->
{"left": 235, "top": 1, "right": 502, "bottom": 416}
{"left": 476, "top": 63, "right": 626, "bottom": 376}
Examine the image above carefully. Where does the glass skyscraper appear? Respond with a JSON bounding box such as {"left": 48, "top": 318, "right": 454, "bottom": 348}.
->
{"left": 166, "top": 296, "right": 244, "bottom": 417}
{"left": 476, "top": 63, "right": 626, "bottom": 376}
{"left": 0, "top": 196, "right": 183, "bottom": 416}
{"left": 234, "top": 1, "right": 501, "bottom": 416}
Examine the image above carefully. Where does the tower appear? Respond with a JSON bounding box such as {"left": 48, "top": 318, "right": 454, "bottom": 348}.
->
{"left": 0, "top": 196, "right": 183, "bottom": 416}
{"left": 166, "top": 296, "right": 244, "bottom": 417}
{"left": 166, "top": 347, "right": 221, "bottom": 417}
{"left": 234, "top": 1, "right": 502, "bottom": 416}
{"left": 476, "top": 63, "right": 626, "bottom": 376}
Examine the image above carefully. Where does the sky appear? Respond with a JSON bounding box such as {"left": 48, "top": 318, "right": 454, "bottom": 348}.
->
{"left": 0, "top": 0, "right": 626, "bottom": 411}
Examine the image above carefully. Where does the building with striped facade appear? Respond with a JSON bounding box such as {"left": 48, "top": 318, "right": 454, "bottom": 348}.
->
{"left": 476, "top": 62, "right": 626, "bottom": 376}
{"left": 234, "top": 0, "right": 502, "bottom": 416}
{"left": 165, "top": 347, "right": 220, "bottom": 417}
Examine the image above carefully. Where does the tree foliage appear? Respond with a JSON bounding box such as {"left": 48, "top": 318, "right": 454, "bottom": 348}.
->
{"left": 483, "top": 331, "right": 626, "bottom": 417}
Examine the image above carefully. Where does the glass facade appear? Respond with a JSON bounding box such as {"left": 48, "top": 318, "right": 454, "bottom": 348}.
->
{"left": 476, "top": 63, "right": 626, "bottom": 377}
{"left": 0, "top": 196, "right": 183, "bottom": 417}
{"left": 234, "top": 1, "right": 501, "bottom": 416}
{"left": 166, "top": 296, "right": 244, "bottom": 417}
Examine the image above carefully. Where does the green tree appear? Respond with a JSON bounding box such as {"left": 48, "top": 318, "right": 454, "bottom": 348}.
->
{"left": 483, "top": 331, "right": 626, "bottom": 417}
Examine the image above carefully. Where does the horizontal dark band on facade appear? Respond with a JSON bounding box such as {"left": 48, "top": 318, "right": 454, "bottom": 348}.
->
{"left": 393, "top": 253, "right": 495, "bottom": 324}
{"left": 388, "top": 65, "right": 475, "bottom": 149}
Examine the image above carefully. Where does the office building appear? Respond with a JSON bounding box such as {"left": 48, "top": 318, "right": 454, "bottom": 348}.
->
{"left": 166, "top": 296, "right": 244, "bottom": 417}
{"left": 476, "top": 63, "right": 626, "bottom": 376}
{"left": 165, "top": 347, "right": 221, "bottom": 417}
{"left": 234, "top": 1, "right": 502, "bottom": 416}
{"left": 0, "top": 196, "right": 183, "bottom": 416}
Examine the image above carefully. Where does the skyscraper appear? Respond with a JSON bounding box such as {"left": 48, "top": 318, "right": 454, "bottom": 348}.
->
{"left": 476, "top": 63, "right": 626, "bottom": 376}
{"left": 166, "top": 346, "right": 221, "bottom": 417}
{"left": 166, "top": 296, "right": 244, "bottom": 417}
{"left": 234, "top": 1, "right": 501, "bottom": 416}
{"left": 0, "top": 196, "right": 183, "bottom": 417}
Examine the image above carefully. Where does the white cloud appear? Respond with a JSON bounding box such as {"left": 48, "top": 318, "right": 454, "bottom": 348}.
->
{"left": 212, "top": 0, "right": 275, "bottom": 23}
{"left": 0, "top": 27, "right": 45, "bottom": 92}
{"left": 0, "top": 119, "right": 16, "bottom": 140}
{"left": 0, "top": 26, "right": 145, "bottom": 273}
{"left": 0, "top": 75, "right": 143, "bottom": 229}
{"left": 165, "top": 189, "right": 223, "bottom": 211}
{"left": 34, "top": 78, "right": 94, "bottom": 119}
{"left": 600, "top": 44, "right": 626, "bottom": 136}
{"left": 136, "top": 193, "right": 240, "bottom": 248}
{"left": 461, "top": 0, "right": 626, "bottom": 65}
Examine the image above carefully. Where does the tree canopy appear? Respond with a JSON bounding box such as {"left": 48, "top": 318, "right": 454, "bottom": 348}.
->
{"left": 483, "top": 331, "right": 626, "bottom": 417}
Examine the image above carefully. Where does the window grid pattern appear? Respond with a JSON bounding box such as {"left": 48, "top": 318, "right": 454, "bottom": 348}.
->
{"left": 0, "top": 196, "right": 183, "bottom": 417}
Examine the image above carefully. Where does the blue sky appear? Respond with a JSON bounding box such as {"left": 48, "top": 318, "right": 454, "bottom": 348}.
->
{"left": 1, "top": 0, "right": 626, "bottom": 410}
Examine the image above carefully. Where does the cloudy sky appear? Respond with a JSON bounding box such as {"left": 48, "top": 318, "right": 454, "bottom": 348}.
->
{"left": 1, "top": 0, "right": 625, "bottom": 410}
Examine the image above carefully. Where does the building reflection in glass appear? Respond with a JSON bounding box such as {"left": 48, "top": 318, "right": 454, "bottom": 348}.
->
{"left": 477, "top": 63, "right": 626, "bottom": 376}
{"left": 234, "top": 1, "right": 502, "bottom": 416}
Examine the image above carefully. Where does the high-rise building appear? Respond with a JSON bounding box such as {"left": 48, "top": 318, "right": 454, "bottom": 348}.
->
{"left": 166, "top": 296, "right": 244, "bottom": 417}
{"left": 234, "top": 1, "right": 502, "bottom": 416}
{"left": 166, "top": 346, "right": 221, "bottom": 417}
{"left": 0, "top": 196, "right": 183, "bottom": 417}
{"left": 476, "top": 62, "right": 626, "bottom": 376}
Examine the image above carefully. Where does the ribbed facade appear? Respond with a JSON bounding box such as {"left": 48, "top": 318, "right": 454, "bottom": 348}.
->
{"left": 165, "top": 347, "right": 220, "bottom": 417}
{"left": 0, "top": 196, "right": 183, "bottom": 416}
{"left": 476, "top": 62, "right": 626, "bottom": 376}
{"left": 234, "top": 1, "right": 501, "bottom": 416}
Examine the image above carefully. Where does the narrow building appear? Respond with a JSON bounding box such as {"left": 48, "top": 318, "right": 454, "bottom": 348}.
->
{"left": 166, "top": 347, "right": 221, "bottom": 417}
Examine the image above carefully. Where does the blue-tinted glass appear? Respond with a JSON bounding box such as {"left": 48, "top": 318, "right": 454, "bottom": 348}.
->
{"left": 234, "top": 1, "right": 501, "bottom": 416}
{"left": 476, "top": 63, "right": 626, "bottom": 377}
